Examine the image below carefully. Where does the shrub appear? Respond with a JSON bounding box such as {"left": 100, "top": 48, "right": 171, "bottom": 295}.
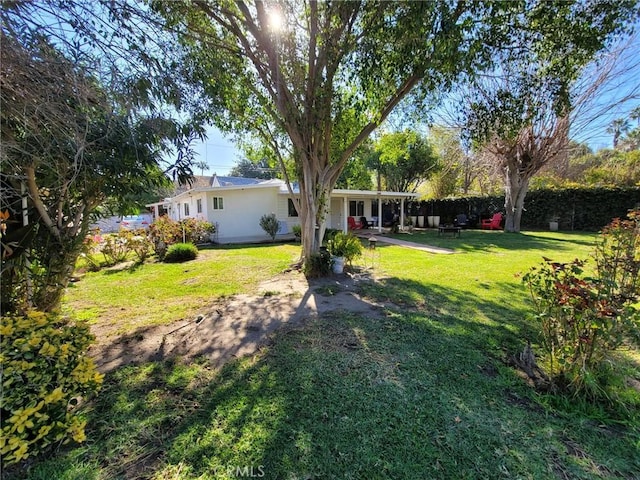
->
{"left": 327, "top": 231, "right": 363, "bottom": 265}
{"left": 523, "top": 210, "right": 640, "bottom": 398}
{"left": 180, "top": 218, "right": 215, "bottom": 244}
{"left": 150, "top": 216, "right": 214, "bottom": 260}
{"left": 259, "top": 213, "right": 280, "bottom": 241}
{"left": 79, "top": 230, "right": 103, "bottom": 271}
{"left": 0, "top": 311, "right": 103, "bottom": 465}
{"left": 303, "top": 248, "right": 332, "bottom": 278}
{"left": 164, "top": 242, "right": 198, "bottom": 263}
{"left": 323, "top": 228, "right": 340, "bottom": 243}
{"left": 292, "top": 224, "right": 302, "bottom": 242}
{"left": 127, "top": 231, "right": 154, "bottom": 263}
{"left": 97, "top": 230, "right": 154, "bottom": 266}
{"left": 100, "top": 232, "right": 130, "bottom": 266}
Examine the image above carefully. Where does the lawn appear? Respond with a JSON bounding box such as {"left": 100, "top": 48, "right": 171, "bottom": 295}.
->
{"left": 14, "top": 231, "right": 640, "bottom": 480}
{"left": 63, "top": 244, "right": 301, "bottom": 336}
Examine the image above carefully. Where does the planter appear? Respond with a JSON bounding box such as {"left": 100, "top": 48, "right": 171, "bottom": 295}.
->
{"left": 418, "top": 216, "right": 425, "bottom": 228}
{"left": 427, "top": 216, "right": 434, "bottom": 228}
{"left": 549, "top": 221, "right": 559, "bottom": 232}
{"left": 433, "top": 215, "right": 441, "bottom": 227}
{"left": 332, "top": 256, "right": 345, "bottom": 274}
{"left": 410, "top": 216, "right": 418, "bottom": 227}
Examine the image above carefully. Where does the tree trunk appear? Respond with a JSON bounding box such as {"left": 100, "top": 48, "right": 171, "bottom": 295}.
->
{"left": 503, "top": 163, "right": 530, "bottom": 233}
{"left": 33, "top": 244, "right": 83, "bottom": 312}
{"left": 298, "top": 170, "right": 331, "bottom": 260}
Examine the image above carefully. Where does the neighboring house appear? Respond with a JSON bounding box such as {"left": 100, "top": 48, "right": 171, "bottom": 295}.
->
{"left": 147, "top": 175, "right": 417, "bottom": 244}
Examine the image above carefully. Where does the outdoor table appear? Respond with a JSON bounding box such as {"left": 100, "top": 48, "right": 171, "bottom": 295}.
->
{"left": 438, "top": 225, "right": 461, "bottom": 238}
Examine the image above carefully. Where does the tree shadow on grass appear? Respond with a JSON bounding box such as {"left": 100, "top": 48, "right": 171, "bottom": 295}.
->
{"left": 17, "top": 277, "right": 640, "bottom": 480}
{"left": 389, "top": 230, "right": 596, "bottom": 255}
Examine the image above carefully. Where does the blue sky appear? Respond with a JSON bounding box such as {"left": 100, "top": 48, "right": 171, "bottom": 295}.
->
{"left": 191, "top": 128, "right": 239, "bottom": 176}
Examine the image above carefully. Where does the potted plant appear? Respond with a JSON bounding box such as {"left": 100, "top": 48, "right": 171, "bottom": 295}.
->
{"left": 327, "top": 231, "right": 363, "bottom": 274}
{"left": 409, "top": 202, "right": 418, "bottom": 228}
{"left": 404, "top": 217, "right": 414, "bottom": 233}
{"left": 417, "top": 204, "right": 425, "bottom": 228}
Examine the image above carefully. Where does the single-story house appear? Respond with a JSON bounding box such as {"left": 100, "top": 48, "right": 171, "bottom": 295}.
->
{"left": 147, "top": 175, "right": 418, "bottom": 244}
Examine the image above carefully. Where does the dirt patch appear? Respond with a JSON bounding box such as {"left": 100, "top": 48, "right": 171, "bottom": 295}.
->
{"left": 89, "top": 269, "right": 386, "bottom": 373}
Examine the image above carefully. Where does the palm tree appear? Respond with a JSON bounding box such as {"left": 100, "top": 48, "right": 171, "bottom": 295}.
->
{"left": 630, "top": 106, "right": 640, "bottom": 127}
{"left": 607, "top": 118, "right": 630, "bottom": 148}
{"left": 194, "top": 161, "right": 209, "bottom": 176}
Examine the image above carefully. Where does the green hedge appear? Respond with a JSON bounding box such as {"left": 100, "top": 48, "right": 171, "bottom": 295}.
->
{"left": 419, "top": 187, "right": 640, "bottom": 231}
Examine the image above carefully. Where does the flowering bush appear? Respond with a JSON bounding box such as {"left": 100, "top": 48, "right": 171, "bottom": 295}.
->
{"left": 523, "top": 210, "right": 640, "bottom": 397}
{"left": 80, "top": 230, "right": 104, "bottom": 271}
{"left": 0, "top": 311, "right": 103, "bottom": 465}
{"left": 100, "top": 232, "right": 130, "bottom": 266}
{"left": 149, "top": 216, "right": 214, "bottom": 260}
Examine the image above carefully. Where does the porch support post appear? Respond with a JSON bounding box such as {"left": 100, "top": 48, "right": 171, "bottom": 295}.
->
{"left": 400, "top": 197, "right": 405, "bottom": 231}
{"left": 377, "top": 194, "right": 382, "bottom": 233}
{"left": 342, "top": 196, "right": 348, "bottom": 233}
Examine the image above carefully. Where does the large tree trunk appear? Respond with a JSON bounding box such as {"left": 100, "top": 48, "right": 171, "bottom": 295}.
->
{"left": 503, "top": 163, "right": 531, "bottom": 233}
{"left": 298, "top": 161, "right": 332, "bottom": 260}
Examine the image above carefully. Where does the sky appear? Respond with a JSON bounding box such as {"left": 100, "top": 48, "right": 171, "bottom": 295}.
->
{"left": 191, "top": 128, "right": 239, "bottom": 176}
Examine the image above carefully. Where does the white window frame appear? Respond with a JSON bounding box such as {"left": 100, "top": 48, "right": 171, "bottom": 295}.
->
{"left": 213, "top": 197, "right": 224, "bottom": 210}
{"left": 196, "top": 198, "right": 202, "bottom": 214}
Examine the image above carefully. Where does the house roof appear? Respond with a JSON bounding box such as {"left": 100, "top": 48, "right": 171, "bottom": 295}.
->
{"left": 276, "top": 182, "right": 417, "bottom": 199}
{"left": 172, "top": 174, "right": 267, "bottom": 195}
{"left": 213, "top": 176, "right": 264, "bottom": 187}
{"left": 163, "top": 174, "right": 418, "bottom": 203}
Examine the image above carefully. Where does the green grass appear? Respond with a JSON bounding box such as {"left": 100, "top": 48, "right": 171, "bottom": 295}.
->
{"left": 63, "top": 244, "right": 300, "bottom": 335}
{"left": 13, "top": 232, "right": 640, "bottom": 479}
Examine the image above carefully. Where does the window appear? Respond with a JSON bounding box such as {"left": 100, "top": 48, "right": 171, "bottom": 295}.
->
{"left": 288, "top": 199, "right": 298, "bottom": 217}
{"left": 213, "top": 197, "right": 224, "bottom": 210}
{"left": 196, "top": 198, "right": 202, "bottom": 214}
{"left": 349, "top": 200, "right": 364, "bottom": 217}
{"left": 184, "top": 203, "right": 190, "bottom": 216}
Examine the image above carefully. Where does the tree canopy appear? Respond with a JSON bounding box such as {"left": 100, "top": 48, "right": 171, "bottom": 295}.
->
{"left": 375, "top": 130, "right": 440, "bottom": 193}
{"left": 144, "top": 0, "right": 519, "bottom": 260}
{"left": 0, "top": 4, "right": 194, "bottom": 311}
{"left": 456, "top": 1, "right": 638, "bottom": 232}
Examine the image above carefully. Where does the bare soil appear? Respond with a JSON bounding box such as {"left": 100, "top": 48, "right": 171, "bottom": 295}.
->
{"left": 89, "top": 269, "right": 386, "bottom": 373}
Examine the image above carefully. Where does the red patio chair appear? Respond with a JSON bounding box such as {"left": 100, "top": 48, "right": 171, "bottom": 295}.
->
{"left": 347, "top": 216, "right": 362, "bottom": 230}
{"left": 481, "top": 213, "right": 503, "bottom": 230}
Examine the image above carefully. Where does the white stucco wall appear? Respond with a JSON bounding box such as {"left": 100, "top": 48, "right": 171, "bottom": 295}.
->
{"left": 204, "top": 187, "right": 284, "bottom": 243}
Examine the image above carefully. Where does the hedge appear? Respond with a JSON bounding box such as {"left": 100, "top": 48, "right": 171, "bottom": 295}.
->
{"left": 417, "top": 187, "right": 640, "bottom": 231}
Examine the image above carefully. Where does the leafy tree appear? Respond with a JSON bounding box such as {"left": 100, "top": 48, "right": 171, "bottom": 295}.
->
{"left": 335, "top": 140, "right": 375, "bottom": 191}
{"left": 229, "top": 158, "right": 278, "bottom": 179}
{"left": 146, "top": 0, "right": 525, "bottom": 261}
{"left": 0, "top": 27, "right": 177, "bottom": 312}
{"left": 375, "top": 130, "right": 440, "bottom": 193}
{"left": 459, "top": 1, "right": 637, "bottom": 232}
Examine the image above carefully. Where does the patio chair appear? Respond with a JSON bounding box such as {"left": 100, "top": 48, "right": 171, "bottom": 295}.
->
{"left": 347, "top": 216, "right": 362, "bottom": 230}
{"left": 481, "top": 213, "right": 503, "bottom": 230}
{"left": 360, "top": 216, "right": 371, "bottom": 229}
{"left": 454, "top": 214, "right": 469, "bottom": 228}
